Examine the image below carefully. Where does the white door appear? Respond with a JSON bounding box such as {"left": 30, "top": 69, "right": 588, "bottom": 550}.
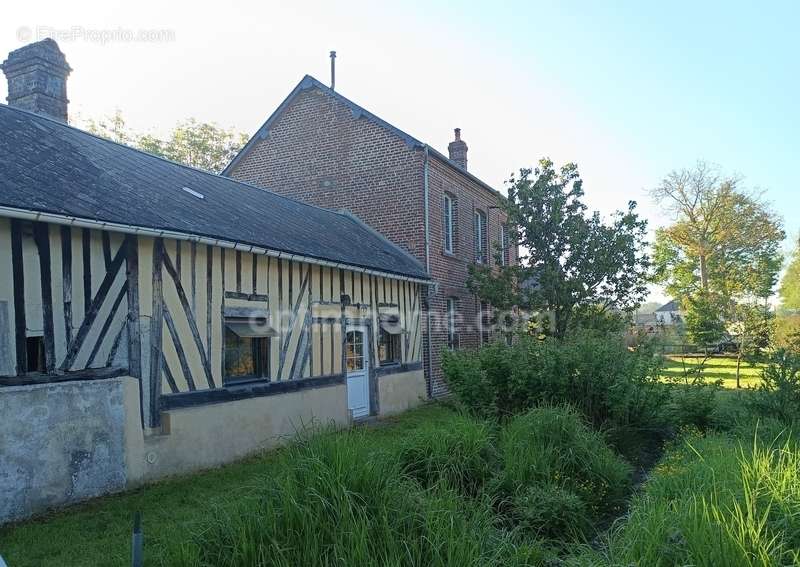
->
{"left": 345, "top": 327, "right": 370, "bottom": 419}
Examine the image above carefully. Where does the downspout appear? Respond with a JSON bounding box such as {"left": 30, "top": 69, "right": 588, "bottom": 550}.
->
{"left": 423, "top": 145, "right": 434, "bottom": 398}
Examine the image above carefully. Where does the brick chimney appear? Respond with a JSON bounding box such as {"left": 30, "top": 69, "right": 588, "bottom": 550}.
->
{"left": 447, "top": 127, "right": 468, "bottom": 171}
{"left": 2, "top": 39, "right": 71, "bottom": 122}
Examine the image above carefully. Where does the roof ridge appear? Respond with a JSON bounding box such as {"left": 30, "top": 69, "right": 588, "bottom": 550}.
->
{"left": 0, "top": 103, "right": 376, "bottom": 221}
{"left": 223, "top": 75, "right": 505, "bottom": 199}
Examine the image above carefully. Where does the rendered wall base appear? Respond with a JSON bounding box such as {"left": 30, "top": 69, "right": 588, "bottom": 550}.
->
{"left": 378, "top": 369, "right": 426, "bottom": 416}
{"left": 125, "top": 382, "right": 350, "bottom": 484}
{"left": 0, "top": 378, "right": 129, "bottom": 524}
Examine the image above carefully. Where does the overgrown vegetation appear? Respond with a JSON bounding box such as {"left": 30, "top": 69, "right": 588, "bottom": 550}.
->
{"left": 442, "top": 333, "right": 668, "bottom": 431}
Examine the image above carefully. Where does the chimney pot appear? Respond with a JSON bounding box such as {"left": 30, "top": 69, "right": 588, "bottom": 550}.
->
{"left": 448, "top": 127, "right": 468, "bottom": 171}
{"left": 2, "top": 38, "right": 71, "bottom": 122}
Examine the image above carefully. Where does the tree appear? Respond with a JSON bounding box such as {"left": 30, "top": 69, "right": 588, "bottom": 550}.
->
{"left": 780, "top": 237, "right": 800, "bottom": 310}
{"left": 683, "top": 292, "right": 726, "bottom": 346}
{"left": 728, "top": 301, "right": 773, "bottom": 388}
{"left": 468, "top": 159, "right": 650, "bottom": 339}
{"left": 651, "top": 161, "right": 784, "bottom": 303}
{"left": 79, "top": 111, "right": 248, "bottom": 173}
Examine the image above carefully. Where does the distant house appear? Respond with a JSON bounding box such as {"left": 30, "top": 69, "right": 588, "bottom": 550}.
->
{"left": 655, "top": 300, "right": 682, "bottom": 326}
{"left": 0, "top": 39, "right": 428, "bottom": 523}
{"left": 223, "top": 75, "right": 518, "bottom": 397}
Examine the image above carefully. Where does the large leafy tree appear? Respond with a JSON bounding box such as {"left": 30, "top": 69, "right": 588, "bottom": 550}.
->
{"left": 468, "top": 159, "right": 650, "bottom": 339}
{"left": 79, "top": 110, "right": 248, "bottom": 173}
{"left": 652, "top": 161, "right": 784, "bottom": 304}
{"left": 780, "top": 238, "right": 800, "bottom": 310}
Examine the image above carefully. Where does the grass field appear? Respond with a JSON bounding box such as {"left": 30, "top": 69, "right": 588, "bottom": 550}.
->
{"left": 661, "top": 355, "right": 765, "bottom": 388}
{"left": 0, "top": 404, "right": 458, "bottom": 567}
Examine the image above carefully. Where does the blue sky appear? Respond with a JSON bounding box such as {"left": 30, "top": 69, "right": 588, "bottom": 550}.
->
{"left": 2, "top": 1, "right": 797, "bottom": 300}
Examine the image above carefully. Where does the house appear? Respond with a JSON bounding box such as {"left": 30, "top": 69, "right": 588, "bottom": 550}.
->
{"left": 224, "top": 75, "right": 517, "bottom": 396}
{"left": 0, "top": 39, "right": 428, "bottom": 523}
{"left": 655, "top": 300, "right": 682, "bottom": 326}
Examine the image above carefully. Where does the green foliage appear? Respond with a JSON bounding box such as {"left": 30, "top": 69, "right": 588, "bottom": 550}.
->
{"left": 682, "top": 292, "right": 726, "bottom": 345}
{"left": 669, "top": 384, "right": 719, "bottom": 430}
{"left": 443, "top": 334, "right": 669, "bottom": 431}
{"left": 397, "top": 413, "right": 496, "bottom": 495}
{"left": 495, "top": 406, "right": 632, "bottom": 539}
{"left": 774, "top": 313, "right": 800, "bottom": 352}
{"left": 81, "top": 110, "right": 248, "bottom": 173}
{"left": 780, "top": 237, "right": 800, "bottom": 310}
{"left": 468, "top": 158, "right": 650, "bottom": 338}
{"left": 746, "top": 349, "right": 800, "bottom": 424}
{"left": 651, "top": 161, "right": 784, "bottom": 303}
{"left": 576, "top": 430, "right": 800, "bottom": 566}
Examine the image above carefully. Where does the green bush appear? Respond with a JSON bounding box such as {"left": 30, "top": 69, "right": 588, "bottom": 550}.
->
{"left": 397, "top": 413, "right": 496, "bottom": 495}
{"left": 494, "top": 406, "right": 633, "bottom": 539}
{"left": 746, "top": 349, "right": 800, "bottom": 424}
{"left": 575, "top": 429, "right": 800, "bottom": 566}
{"left": 443, "top": 333, "right": 669, "bottom": 431}
{"left": 669, "top": 383, "right": 720, "bottom": 429}
{"left": 511, "top": 483, "right": 589, "bottom": 540}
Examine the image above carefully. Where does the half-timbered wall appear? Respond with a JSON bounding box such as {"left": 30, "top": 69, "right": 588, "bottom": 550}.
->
{"left": 0, "top": 218, "right": 137, "bottom": 378}
{"left": 0, "top": 218, "right": 424, "bottom": 429}
{"left": 144, "top": 236, "right": 423, "bottom": 426}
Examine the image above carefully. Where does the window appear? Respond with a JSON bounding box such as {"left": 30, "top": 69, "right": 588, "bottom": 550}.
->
{"left": 446, "top": 297, "right": 459, "bottom": 349}
{"left": 499, "top": 224, "right": 510, "bottom": 266}
{"left": 378, "top": 328, "right": 401, "bottom": 365}
{"left": 479, "top": 302, "right": 491, "bottom": 345}
{"left": 474, "top": 210, "right": 487, "bottom": 263}
{"left": 345, "top": 331, "right": 365, "bottom": 371}
{"left": 443, "top": 194, "right": 454, "bottom": 254}
{"left": 25, "top": 336, "right": 45, "bottom": 373}
{"left": 224, "top": 316, "right": 272, "bottom": 383}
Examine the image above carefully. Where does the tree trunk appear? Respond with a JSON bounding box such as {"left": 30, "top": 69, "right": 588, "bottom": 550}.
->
{"left": 736, "top": 353, "right": 742, "bottom": 389}
{"left": 699, "top": 254, "right": 709, "bottom": 290}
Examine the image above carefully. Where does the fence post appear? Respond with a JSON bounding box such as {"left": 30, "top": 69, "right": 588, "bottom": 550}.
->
{"left": 131, "top": 512, "right": 143, "bottom": 567}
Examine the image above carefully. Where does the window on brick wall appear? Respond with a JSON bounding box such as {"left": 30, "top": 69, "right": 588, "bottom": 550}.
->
{"left": 474, "top": 209, "right": 487, "bottom": 263}
{"left": 500, "top": 224, "right": 510, "bottom": 266}
{"left": 446, "top": 297, "right": 459, "bottom": 349}
{"left": 443, "top": 193, "right": 455, "bottom": 254}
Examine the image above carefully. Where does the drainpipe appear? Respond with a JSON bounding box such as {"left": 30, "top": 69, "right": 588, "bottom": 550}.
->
{"left": 423, "top": 145, "right": 434, "bottom": 398}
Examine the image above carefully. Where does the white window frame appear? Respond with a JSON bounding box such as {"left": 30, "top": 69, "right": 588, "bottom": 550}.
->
{"left": 443, "top": 194, "right": 454, "bottom": 254}
{"left": 474, "top": 210, "right": 487, "bottom": 263}
{"left": 499, "top": 224, "right": 509, "bottom": 266}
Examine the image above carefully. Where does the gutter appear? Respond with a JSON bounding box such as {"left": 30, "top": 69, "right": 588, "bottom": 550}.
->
{"left": 0, "top": 205, "right": 430, "bottom": 285}
{"left": 423, "top": 145, "right": 434, "bottom": 398}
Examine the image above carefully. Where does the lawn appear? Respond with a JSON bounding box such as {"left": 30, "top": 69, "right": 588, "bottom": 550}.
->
{"left": 0, "top": 404, "right": 457, "bottom": 567}
{"left": 661, "top": 354, "right": 765, "bottom": 388}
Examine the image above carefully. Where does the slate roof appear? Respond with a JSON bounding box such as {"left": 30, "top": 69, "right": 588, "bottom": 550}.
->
{"left": 0, "top": 104, "right": 428, "bottom": 280}
{"left": 656, "top": 300, "right": 680, "bottom": 312}
{"left": 223, "top": 75, "right": 504, "bottom": 199}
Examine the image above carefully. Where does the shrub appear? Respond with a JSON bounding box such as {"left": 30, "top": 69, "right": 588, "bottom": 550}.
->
{"left": 669, "top": 383, "right": 720, "bottom": 430}
{"left": 746, "top": 349, "right": 800, "bottom": 424}
{"left": 397, "top": 413, "right": 496, "bottom": 495}
{"left": 494, "top": 406, "right": 633, "bottom": 539}
{"left": 511, "top": 483, "right": 589, "bottom": 540}
{"left": 443, "top": 333, "right": 669, "bottom": 431}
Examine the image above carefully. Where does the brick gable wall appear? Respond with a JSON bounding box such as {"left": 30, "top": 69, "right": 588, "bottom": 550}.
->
{"left": 227, "top": 86, "right": 516, "bottom": 397}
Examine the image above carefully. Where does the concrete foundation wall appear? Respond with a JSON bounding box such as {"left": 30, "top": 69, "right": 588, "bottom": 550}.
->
{"left": 1, "top": 370, "right": 424, "bottom": 523}
{"left": 378, "top": 369, "right": 426, "bottom": 416}
{"left": 0, "top": 378, "right": 129, "bottom": 523}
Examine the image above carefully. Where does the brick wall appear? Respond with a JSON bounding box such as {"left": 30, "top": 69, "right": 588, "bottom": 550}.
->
{"left": 227, "top": 84, "right": 516, "bottom": 397}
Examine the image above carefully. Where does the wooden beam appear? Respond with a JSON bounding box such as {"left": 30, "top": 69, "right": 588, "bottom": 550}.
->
{"left": 33, "top": 223, "right": 56, "bottom": 373}
{"left": 82, "top": 228, "right": 91, "bottom": 316}
{"left": 162, "top": 248, "right": 215, "bottom": 389}
{"left": 60, "top": 244, "right": 126, "bottom": 372}
{"left": 85, "top": 281, "right": 128, "bottom": 368}
{"left": 149, "top": 238, "right": 165, "bottom": 427}
{"left": 60, "top": 225, "right": 73, "bottom": 346}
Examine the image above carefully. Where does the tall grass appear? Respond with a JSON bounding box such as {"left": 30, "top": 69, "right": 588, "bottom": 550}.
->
{"left": 573, "top": 427, "right": 800, "bottom": 566}
{"left": 165, "top": 426, "right": 538, "bottom": 567}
